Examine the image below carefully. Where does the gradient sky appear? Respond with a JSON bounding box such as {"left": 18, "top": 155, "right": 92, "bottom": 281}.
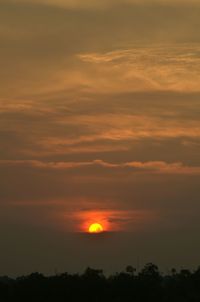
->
{"left": 0, "top": 0, "right": 200, "bottom": 276}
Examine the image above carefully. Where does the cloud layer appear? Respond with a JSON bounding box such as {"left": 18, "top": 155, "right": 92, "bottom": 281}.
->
{"left": 0, "top": 0, "right": 200, "bottom": 274}
{"left": 7, "top": 0, "right": 200, "bottom": 10}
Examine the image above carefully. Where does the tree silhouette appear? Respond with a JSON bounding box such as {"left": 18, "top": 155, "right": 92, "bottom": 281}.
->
{"left": 126, "top": 265, "right": 136, "bottom": 276}
{"left": 0, "top": 264, "right": 200, "bottom": 301}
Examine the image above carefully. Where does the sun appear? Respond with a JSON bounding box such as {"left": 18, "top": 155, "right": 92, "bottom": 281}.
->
{"left": 89, "top": 223, "right": 104, "bottom": 233}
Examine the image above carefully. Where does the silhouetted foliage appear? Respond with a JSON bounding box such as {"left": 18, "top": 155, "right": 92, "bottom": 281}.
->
{"left": 1, "top": 264, "right": 200, "bottom": 301}
{"left": 126, "top": 265, "right": 136, "bottom": 275}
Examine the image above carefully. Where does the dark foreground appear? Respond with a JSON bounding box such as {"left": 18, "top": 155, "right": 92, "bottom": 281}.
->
{"left": 1, "top": 263, "right": 200, "bottom": 301}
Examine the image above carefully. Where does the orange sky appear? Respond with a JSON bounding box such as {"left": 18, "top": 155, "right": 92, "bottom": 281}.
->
{"left": 0, "top": 0, "right": 200, "bottom": 275}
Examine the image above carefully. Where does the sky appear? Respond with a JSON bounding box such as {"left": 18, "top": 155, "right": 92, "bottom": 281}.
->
{"left": 0, "top": 0, "right": 200, "bottom": 276}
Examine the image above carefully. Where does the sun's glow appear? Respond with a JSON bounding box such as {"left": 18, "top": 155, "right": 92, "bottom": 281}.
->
{"left": 89, "top": 223, "right": 104, "bottom": 233}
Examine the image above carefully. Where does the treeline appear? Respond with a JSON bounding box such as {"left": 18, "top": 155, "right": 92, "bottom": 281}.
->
{"left": 1, "top": 263, "right": 200, "bottom": 301}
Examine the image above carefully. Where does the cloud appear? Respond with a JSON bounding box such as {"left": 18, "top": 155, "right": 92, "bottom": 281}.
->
{"left": 1, "top": 159, "right": 200, "bottom": 175}
{"left": 77, "top": 45, "right": 200, "bottom": 93}
{"left": 1, "top": 1, "right": 200, "bottom": 98}
{"left": 0, "top": 90, "right": 199, "bottom": 163}
{"left": 6, "top": 0, "right": 200, "bottom": 10}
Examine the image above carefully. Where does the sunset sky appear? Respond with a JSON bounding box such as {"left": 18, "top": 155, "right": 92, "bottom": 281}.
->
{"left": 0, "top": 0, "right": 200, "bottom": 276}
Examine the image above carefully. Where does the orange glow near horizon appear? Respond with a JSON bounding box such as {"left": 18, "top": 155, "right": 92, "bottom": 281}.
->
{"left": 88, "top": 223, "right": 104, "bottom": 233}
{"left": 66, "top": 208, "right": 154, "bottom": 233}
{"left": 60, "top": 209, "right": 157, "bottom": 234}
{"left": 80, "top": 210, "right": 110, "bottom": 233}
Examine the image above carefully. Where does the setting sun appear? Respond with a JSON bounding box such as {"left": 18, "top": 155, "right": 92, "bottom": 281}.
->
{"left": 89, "top": 223, "right": 104, "bottom": 233}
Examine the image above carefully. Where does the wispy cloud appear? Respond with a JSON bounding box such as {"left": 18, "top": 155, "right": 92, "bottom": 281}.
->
{"left": 78, "top": 45, "right": 200, "bottom": 93}
{"left": 1, "top": 159, "right": 200, "bottom": 175}
{"left": 8, "top": 0, "right": 200, "bottom": 10}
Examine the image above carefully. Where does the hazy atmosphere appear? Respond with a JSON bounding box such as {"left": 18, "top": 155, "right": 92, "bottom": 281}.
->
{"left": 0, "top": 0, "right": 200, "bottom": 276}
